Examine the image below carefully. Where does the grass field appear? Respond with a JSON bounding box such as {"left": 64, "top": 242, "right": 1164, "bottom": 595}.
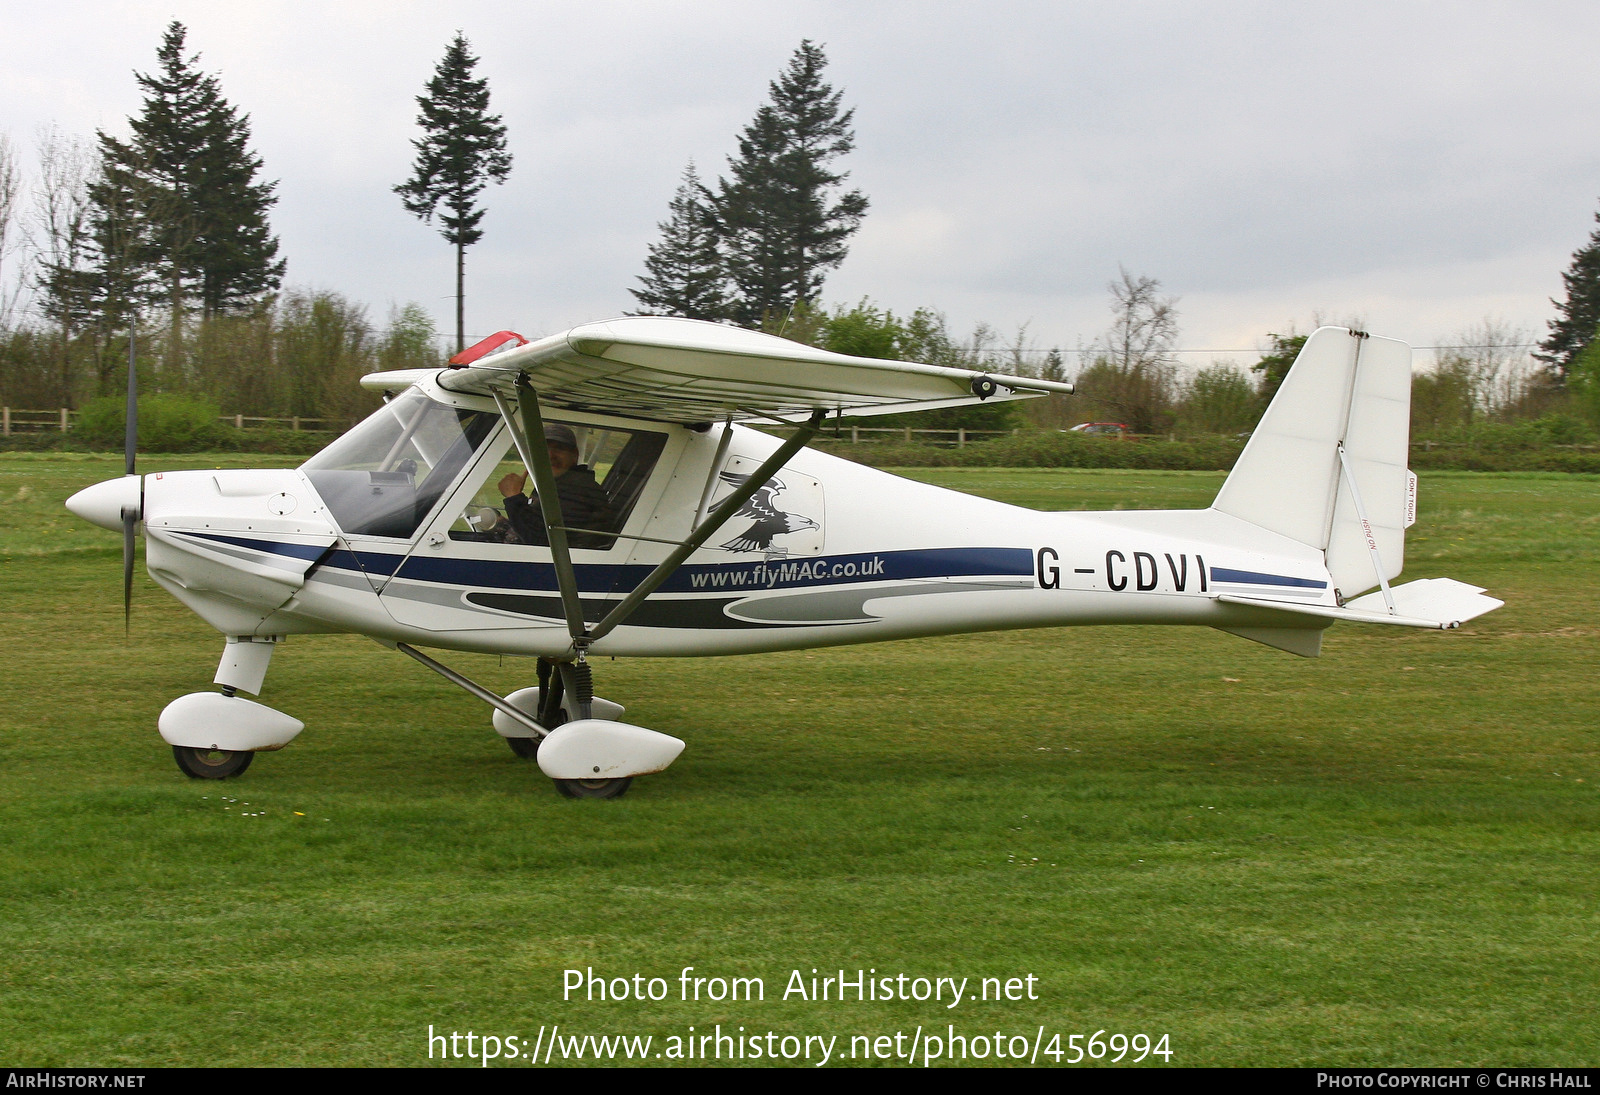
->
{"left": 1, "top": 453, "right": 1596, "bottom": 1067}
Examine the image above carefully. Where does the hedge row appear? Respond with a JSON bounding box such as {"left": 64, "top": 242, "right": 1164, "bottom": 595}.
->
{"left": 0, "top": 428, "right": 332, "bottom": 457}
{"left": 9, "top": 419, "right": 1598, "bottom": 472}
{"left": 1, "top": 393, "right": 335, "bottom": 456}
{"left": 1408, "top": 447, "right": 1600, "bottom": 473}
{"left": 812, "top": 433, "right": 1600, "bottom": 473}
{"left": 810, "top": 432, "right": 1248, "bottom": 470}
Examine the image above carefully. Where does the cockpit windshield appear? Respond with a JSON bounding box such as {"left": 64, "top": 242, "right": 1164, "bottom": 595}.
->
{"left": 302, "top": 389, "right": 497, "bottom": 538}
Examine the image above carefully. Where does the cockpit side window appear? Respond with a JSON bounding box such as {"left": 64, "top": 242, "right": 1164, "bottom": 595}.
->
{"left": 302, "top": 389, "right": 497, "bottom": 538}
{"left": 447, "top": 420, "right": 669, "bottom": 551}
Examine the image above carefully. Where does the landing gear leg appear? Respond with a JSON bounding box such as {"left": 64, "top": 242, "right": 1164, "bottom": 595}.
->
{"left": 199, "top": 638, "right": 280, "bottom": 777}
{"left": 537, "top": 658, "right": 565, "bottom": 725}
{"left": 557, "top": 658, "right": 593, "bottom": 721}
{"left": 505, "top": 659, "right": 563, "bottom": 759}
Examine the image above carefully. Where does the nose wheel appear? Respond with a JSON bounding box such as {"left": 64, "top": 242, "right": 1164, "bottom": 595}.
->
{"left": 172, "top": 745, "right": 254, "bottom": 779}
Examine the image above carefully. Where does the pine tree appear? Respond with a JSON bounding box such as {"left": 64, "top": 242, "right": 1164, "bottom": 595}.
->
{"left": 1537, "top": 206, "right": 1600, "bottom": 381}
{"left": 712, "top": 41, "right": 868, "bottom": 328}
{"left": 395, "top": 33, "right": 512, "bottom": 353}
{"left": 629, "top": 163, "right": 730, "bottom": 320}
{"left": 1041, "top": 348, "right": 1067, "bottom": 383}
{"left": 192, "top": 94, "right": 284, "bottom": 316}
{"left": 90, "top": 22, "right": 282, "bottom": 370}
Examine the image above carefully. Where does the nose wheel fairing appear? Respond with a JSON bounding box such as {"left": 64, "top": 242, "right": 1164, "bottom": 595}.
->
{"left": 157, "top": 691, "right": 304, "bottom": 753}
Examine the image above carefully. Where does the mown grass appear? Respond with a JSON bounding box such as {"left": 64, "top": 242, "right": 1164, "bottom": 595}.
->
{"left": 0, "top": 454, "right": 1596, "bottom": 1067}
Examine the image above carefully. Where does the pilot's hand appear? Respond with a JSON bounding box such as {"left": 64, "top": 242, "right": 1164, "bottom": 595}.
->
{"left": 497, "top": 472, "right": 529, "bottom": 497}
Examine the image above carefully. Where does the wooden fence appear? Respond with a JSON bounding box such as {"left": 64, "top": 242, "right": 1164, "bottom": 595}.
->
{"left": 1, "top": 408, "right": 336, "bottom": 435}
{"left": 4, "top": 408, "right": 1003, "bottom": 447}
{"left": 2, "top": 408, "right": 73, "bottom": 434}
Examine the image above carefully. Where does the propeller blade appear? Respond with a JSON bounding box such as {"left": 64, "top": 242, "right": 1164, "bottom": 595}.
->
{"left": 122, "top": 505, "right": 136, "bottom": 636}
{"left": 125, "top": 324, "right": 137, "bottom": 478}
{"left": 124, "top": 323, "right": 137, "bottom": 633}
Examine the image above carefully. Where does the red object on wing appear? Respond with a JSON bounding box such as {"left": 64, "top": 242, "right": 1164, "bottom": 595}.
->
{"left": 449, "top": 330, "right": 529, "bottom": 366}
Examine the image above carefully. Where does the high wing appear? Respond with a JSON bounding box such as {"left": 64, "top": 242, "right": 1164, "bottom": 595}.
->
{"left": 360, "top": 315, "right": 1072, "bottom": 423}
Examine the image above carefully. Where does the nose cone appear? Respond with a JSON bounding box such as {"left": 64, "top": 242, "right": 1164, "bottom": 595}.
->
{"left": 66, "top": 475, "right": 142, "bottom": 531}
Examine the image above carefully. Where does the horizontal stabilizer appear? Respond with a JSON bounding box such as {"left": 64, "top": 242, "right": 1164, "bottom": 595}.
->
{"left": 1218, "top": 577, "right": 1502, "bottom": 631}
{"left": 1344, "top": 577, "right": 1504, "bottom": 626}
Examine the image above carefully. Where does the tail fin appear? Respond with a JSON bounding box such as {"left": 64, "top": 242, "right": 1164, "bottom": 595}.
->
{"left": 1213, "top": 327, "right": 1413, "bottom": 600}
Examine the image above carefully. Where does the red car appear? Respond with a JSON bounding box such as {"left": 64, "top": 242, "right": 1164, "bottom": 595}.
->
{"left": 1067, "top": 422, "right": 1131, "bottom": 436}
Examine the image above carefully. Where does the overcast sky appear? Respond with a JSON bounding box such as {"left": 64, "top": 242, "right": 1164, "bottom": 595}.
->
{"left": 6, "top": 0, "right": 1600, "bottom": 369}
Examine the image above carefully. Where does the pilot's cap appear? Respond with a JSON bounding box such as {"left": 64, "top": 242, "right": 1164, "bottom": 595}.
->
{"left": 543, "top": 423, "right": 579, "bottom": 452}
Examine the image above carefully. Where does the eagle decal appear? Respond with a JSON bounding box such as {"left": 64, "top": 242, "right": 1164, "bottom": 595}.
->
{"left": 717, "top": 471, "right": 820, "bottom": 552}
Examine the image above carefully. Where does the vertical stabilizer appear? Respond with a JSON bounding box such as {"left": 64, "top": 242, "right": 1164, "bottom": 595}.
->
{"left": 1212, "top": 327, "right": 1412, "bottom": 599}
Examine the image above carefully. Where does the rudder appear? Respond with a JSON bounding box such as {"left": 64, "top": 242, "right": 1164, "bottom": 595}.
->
{"left": 1213, "top": 327, "right": 1413, "bottom": 600}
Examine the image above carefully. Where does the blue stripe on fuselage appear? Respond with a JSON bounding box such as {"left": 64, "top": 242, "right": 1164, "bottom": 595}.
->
{"left": 186, "top": 532, "right": 329, "bottom": 561}
{"left": 183, "top": 533, "right": 1032, "bottom": 593}
{"left": 392, "top": 546, "right": 1034, "bottom": 594}
{"left": 1209, "top": 566, "right": 1328, "bottom": 590}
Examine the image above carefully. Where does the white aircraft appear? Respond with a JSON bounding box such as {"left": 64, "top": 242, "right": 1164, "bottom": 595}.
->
{"left": 66, "top": 318, "right": 1502, "bottom": 798}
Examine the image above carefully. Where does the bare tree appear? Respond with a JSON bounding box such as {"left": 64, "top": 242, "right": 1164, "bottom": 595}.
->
{"left": 0, "top": 133, "right": 27, "bottom": 327}
{"left": 1075, "top": 268, "right": 1181, "bottom": 432}
{"left": 1002, "top": 320, "right": 1035, "bottom": 376}
{"left": 30, "top": 127, "right": 95, "bottom": 399}
{"left": 1432, "top": 319, "right": 1535, "bottom": 419}
{"left": 32, "top": 128, "right": 96, "bottom": 304}
{"left": 1103, "top": 267, "right": 1179, "bottom": 371}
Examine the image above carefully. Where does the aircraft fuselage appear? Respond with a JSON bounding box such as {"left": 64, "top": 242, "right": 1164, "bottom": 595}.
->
{"left": 137, "top": 378, "right": 1337, "bottom": 660}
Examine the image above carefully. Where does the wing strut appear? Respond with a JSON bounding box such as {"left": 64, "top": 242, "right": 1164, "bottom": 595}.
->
{"left": 511, "top": 376, "right": 590, "bottom": 641}
{"left": 694, "top": 417, "right": 735, "bottom": 526}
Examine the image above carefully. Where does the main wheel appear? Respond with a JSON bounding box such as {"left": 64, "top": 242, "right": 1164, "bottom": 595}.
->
{"left": 506, "top": 708, "right": 562, "bottom": 759}
{"left": 172, "top": 745, "right": 254, "bottom": 780}
{"left": 553, "top": 777, "right": 632, "bottom": 800}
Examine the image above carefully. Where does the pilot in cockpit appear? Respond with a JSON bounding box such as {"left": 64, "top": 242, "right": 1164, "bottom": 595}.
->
{"left": 496, "top": 423, "right": 617, "bottom": 549}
